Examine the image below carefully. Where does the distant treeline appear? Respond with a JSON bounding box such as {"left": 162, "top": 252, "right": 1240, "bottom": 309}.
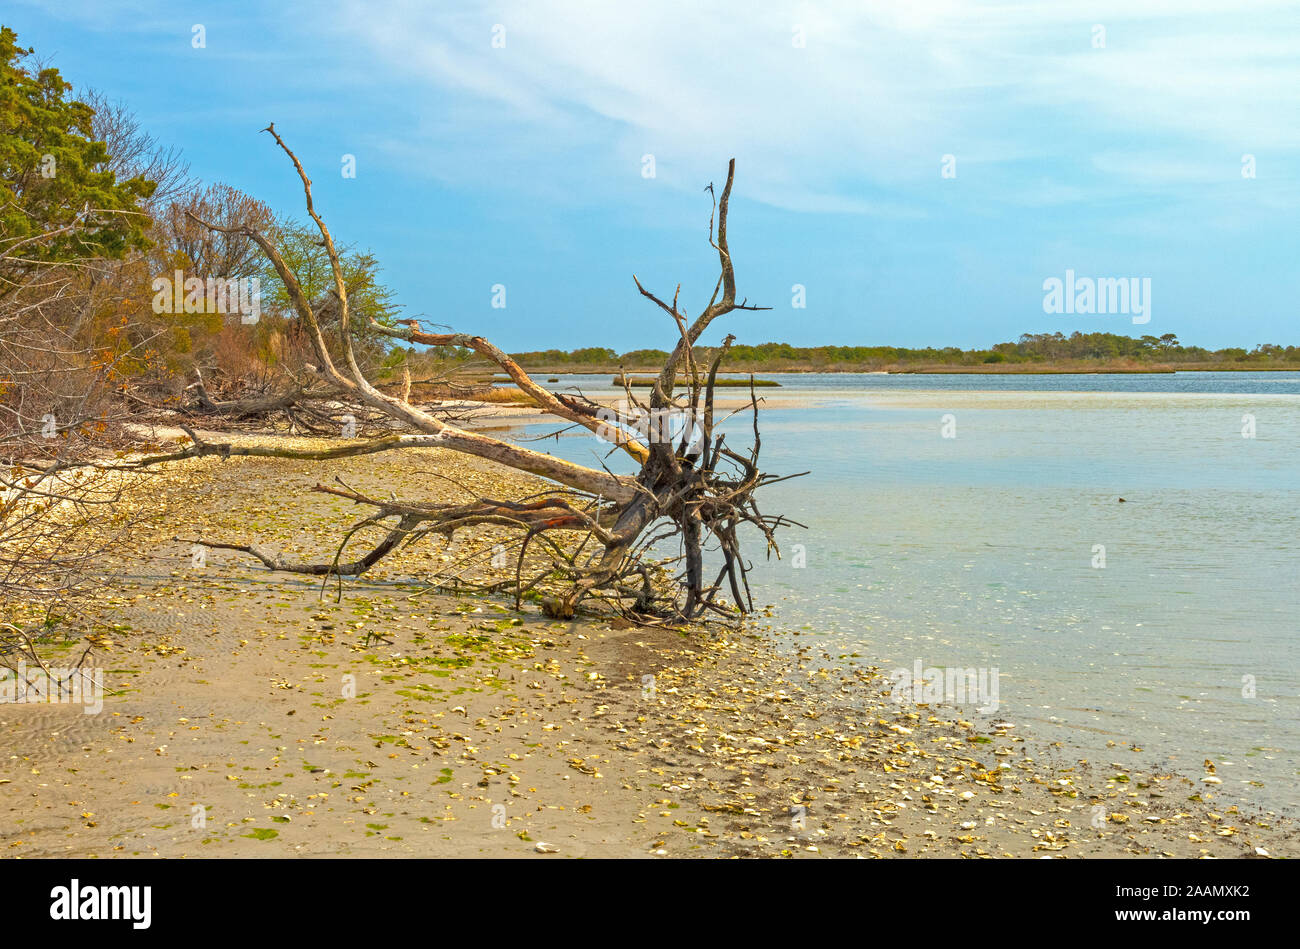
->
{"left": 457, "top": 333, "right": 1300, "bottom": 372}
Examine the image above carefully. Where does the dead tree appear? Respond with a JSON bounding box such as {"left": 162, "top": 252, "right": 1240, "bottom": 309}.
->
{"left": 135, "top": 129, "right": 801, "bottom": 621}
{"left": 0, "top": 221, "right": 157, "bottom": 656}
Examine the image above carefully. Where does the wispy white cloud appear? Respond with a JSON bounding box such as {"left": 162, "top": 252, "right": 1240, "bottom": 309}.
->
{"left": 11, "top": 0, "right": 1295, "bottom": 346}
{"left": 327, "top": 0, "right": 1300, "bottom": 212}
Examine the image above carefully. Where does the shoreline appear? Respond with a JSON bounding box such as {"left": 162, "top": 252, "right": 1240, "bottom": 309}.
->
{"left": 1, "top": 438, "right": 1292, "bottom": 858}
{"left": 495, "top": 366, "right": 1300, "bottom": 377}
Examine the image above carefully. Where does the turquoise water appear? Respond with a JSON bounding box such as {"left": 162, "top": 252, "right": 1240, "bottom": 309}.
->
{"left": 510, "top": 372, "right": 1300, "bottom": 810}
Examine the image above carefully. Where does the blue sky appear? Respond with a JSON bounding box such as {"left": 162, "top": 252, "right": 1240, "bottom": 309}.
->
{"left": 8, "top": 0, "right": 1299, "bottom": 351}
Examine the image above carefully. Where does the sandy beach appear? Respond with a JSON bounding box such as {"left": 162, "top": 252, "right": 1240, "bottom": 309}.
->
{"left": 0, "top": 428, "right": 1293, "bottom": 859}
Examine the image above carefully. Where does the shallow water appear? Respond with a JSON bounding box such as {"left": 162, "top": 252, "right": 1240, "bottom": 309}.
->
{"left": 513, "top": 372, "right": 1300, "bottom": 811}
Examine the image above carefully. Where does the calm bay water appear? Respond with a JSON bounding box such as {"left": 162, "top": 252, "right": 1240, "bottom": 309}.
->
{"left": 511, "top": 372, "right": 1300, "bottom": 811}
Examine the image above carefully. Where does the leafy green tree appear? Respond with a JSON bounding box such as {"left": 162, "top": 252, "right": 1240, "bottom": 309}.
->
{"left": 260, "top": 219, "right": 395, "bottom": 319}
{"left": 258, "top": 217, "right": 400, "bottom": 365}
{"left": 0, "top": 27, "right": 155, "bottom": 281}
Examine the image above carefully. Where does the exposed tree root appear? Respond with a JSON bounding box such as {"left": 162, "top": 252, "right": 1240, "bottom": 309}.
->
{"left": 138, "top": 133, "right": 801, "bottom": 623}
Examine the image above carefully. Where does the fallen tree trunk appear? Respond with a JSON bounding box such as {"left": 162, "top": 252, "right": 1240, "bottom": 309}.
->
{"left": 134, "top": 128, "right": 800, "bottom": 621}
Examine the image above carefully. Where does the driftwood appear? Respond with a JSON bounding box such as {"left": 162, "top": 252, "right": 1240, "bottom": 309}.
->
{"left": 177, "top": 368, "right": 366, "bottom": 435}
{"left": 133, "top": 128, "right": 801, "bottom": 621}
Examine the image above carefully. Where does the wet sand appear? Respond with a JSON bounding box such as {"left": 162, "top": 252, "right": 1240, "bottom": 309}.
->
{"left": 1, "top": 437, "right": 1294, "bottom": 858}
